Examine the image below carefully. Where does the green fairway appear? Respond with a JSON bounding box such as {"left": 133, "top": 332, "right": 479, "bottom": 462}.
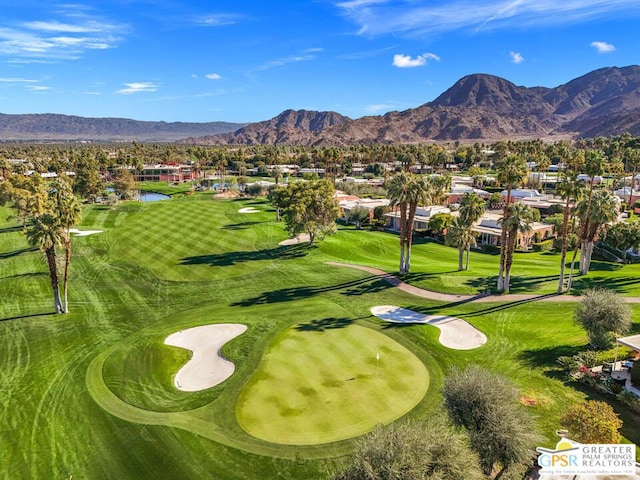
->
{"left": 236, "top": 324, "right": 429, "bottom": 445}
{"left": 1, "top": 192, "right": 640, "bottom": 479}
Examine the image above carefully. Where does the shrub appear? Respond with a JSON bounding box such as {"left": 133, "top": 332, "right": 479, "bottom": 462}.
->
{"left": 488, "top": 192, "right": 503, "bottom": 208}
{"left": 246, "top": 183, "right": 263, "bottom": 197}
{"left": 532, "top": 239, "right": 554, "bottom": 252}
{"left": 561, "top": 400, "right": 623, "bottom": 444}
{"left": 547, "top": 204, "right": 564, "bottom": 215}
{"left": 574, "top": 288, "right": 632, "bottom": 349}
{"left": 575, "top": 350, "right": 599, "bottom": 368}
{"left": 553, "top": 232, "right": 579, "bottom": 252}
{"left": 481, "top": 244, "right": 500, "bottom": 254}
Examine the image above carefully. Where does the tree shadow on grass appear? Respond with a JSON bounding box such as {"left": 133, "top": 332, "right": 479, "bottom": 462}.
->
{"left": 221, "top": 221, "right": 266, "bottom": 231}
{"left": 0, "top": 311, "right": 57, "bottom": 322}
{"left": 402, "top": 270, "right": 459, "bottom": 282}
{"left": 295, "top": 317, "right": 355, "bottom": 332}
{"left": 179, "top": 244, "right": 312, "bottom": 267}
{"left": 0, "top": 225, "right": 23, "bottom": 234}
{"left": 233, "top": 198, "right": 268, "bottom": 206}
{"left": 0, "top": 247, "right": 37, "bottom": 260}
{"left": 517, "top": 344, "right": 584, "bottom": 369}
{"left": 465, "top": 274, "right": 559, "bottom": 294}
{"left": 232, "top": 275, "right": 385, "bottom": 307}
{"left": 1, "top": 272, "right": 46, "bottom": 281}
{"left": 570, "top": 275, "right": 640, "bottom": 295}
{"left": 341, "top": 278, "right": 393, "bottom": 297}
{"left": 588, "top": 260, "right": 624, "bottom": 272}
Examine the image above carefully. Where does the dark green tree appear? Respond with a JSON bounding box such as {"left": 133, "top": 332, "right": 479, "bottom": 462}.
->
{"left": 333, "top": 418, "right": 484, "bottom": 480}
{"left": 574, "top": 288, "right": 631, "bottom": 349}
{"left": 442, "top": 365, "right": 541, "bottom": 479}
{"left": 272, "top": 180, "right": 339, "bottom": 245}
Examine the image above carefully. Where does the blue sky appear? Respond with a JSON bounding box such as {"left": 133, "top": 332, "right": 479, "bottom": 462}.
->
{"left": 1, "top": 0, "right": 640, "bottom": 123}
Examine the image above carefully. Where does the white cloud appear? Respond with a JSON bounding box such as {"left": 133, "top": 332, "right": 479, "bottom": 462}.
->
{"left": 206, "top": 73, "right": 222, "bottom": 80}
{"left": 392, "top": 53, "right": 439, "bottom": 68}
{"left": 335, "top": 0, "right": 640, "bottom": 37}
{"left": 116, "top": 82, "right": 159, "bottom": 95}
{"left": 0, "top": 7, "right": 126, "bottom": 61}
{"left": 510, "top": 51, "right": 524, "bottom": 63}
{"left": 196, "top": 14, "right": 243, "bottom": 27}
{"left": 23, "top": 21, "right": 102, "bottom": 33}
{"left": 254, "top": 53, "right": 319, "bottom": 71}
{"left": 0, "top": 77, "right": 39, "bottom": 83}
{"left": 26, "top": 85, "right": 51, "bottom": 91}
{"left": 591, "top": 41, "right": 616, "bottom": 53}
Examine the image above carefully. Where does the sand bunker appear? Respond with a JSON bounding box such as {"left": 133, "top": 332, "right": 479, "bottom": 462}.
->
{"left": 278, "top": 233, "right": 311, "bottom": 246}
{"left": 164, "top": 324, "right": 247, "bottom": 392}
{"left": 370, "top": 305, "right": 486, "bottom": 350}
{"left": 238, "top": 207, "right": 259, "bottom": 213}
{"left": 69, "top": 228, "right": 103, "bottom": 237}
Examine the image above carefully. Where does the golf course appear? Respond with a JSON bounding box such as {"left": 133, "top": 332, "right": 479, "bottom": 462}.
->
{"left": 1, "top": 190, "right": 639, "bottom": 479}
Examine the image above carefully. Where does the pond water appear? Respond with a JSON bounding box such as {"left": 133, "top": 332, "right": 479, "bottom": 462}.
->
{"left": 138, "top": 191, "right": 170, "bottom": 202}
{"left": 105, "top": 188, "right": 170, "bottom": 202}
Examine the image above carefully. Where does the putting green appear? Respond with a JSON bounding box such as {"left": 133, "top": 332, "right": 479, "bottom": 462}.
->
{"left": 236, "top": 323, "right": 429, "bottom": 445}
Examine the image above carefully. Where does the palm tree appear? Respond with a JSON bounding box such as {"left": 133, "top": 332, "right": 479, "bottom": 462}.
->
{"left": 445, "top": 218, "right": 478, "bottom": 271}
{"left": 556, "top": 176, "right": 584, "bottom": 293}
{"left": 50, "top": 178, "right": 82, "bottom": 313}
{"left": 577, "top": 189, "right": 619, "bottom": 275}
{"left": 451, "top": 192, "right": 486, "bottom": 271}
{"left": 25, "top": 213, "right": 64, "bottom": 313}
{"left": 387, "top": 172, "right": 432, "bottom": 274}
{"left": 495, "top": 155, "right": 528, "bottom": 292}
{"left": 458, "top": 192, "right": 486, "bottom": 227}
{"left": 500, "top": 202, "right": 534, "bottom": 293}
{"left": 569, "top": 150, "right": 604, "bottom": 277}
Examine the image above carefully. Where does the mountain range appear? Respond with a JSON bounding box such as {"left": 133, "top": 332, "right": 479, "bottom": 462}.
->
{"left": 0, "top": 114, "right": 244, "bottom": 142}
{"left": 2, "top": 65, "right": 640, "bottom": 144}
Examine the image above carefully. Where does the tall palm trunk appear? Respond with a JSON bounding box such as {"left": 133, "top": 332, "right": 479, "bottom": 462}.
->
{"left": 566, "top": 244, "right": 580, "bottom": 292}
{"left": 398, "top": 203, "right": 407, "bottom": 274}
{"left": 465, "top": 246, "right": 470, "bottom": 271}
{"left": 44, "top": 247, "right": 63, "bottom": 313}
{"left": 403, "top": 203, "right": 418, "bottom": 274}
{"left": 504, "top": 229, "right": 518, "bottom": 293}
{"left": 578, "top": 180, "right": 595, "bottom": 274}
{"left": 497, "top": 189, "right": 511, "bottom": 291}
{"left": 458, "top": 247, "right": 464, "bottom": 271}
{"left": 557, "top": 202, "right": 571, "bottom": 293}
{"left": 63, "top": 231, "right": 72, "bottom": 313}
{"left": 582, "top": 238, "right": 595, "bottom": 275}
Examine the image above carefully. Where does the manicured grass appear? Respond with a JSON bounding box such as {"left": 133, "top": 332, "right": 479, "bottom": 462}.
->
{"left": 318, "top": 228, "right": 640, "bottom": 296}
{"left": 1, "top": 193, "right": 639, "bottom": 479}
{"left": 137, "top": 181, "right": 196, "bottom": 196}
{"left": 236, "top": 324, "right": 429, "bottom": 445}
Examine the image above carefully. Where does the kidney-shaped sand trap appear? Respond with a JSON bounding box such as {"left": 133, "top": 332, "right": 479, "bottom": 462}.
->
{"left": 370, "top": 305, "right": 486, "bottom": 350}
{"left": 164, "top": 324, "right": 247, "bottom": 392}
{"left": 238, "top": 207, "right": 259, "bottom": 213}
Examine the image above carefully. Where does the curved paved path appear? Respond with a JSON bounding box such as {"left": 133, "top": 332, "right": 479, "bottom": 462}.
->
{"left": 325, "top": 262, "right": 640, "bottom": 304}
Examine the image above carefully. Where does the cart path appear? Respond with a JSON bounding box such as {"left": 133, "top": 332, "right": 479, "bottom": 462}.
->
{"left": 325, "top": 262, "right": 640, "bottom": 304}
